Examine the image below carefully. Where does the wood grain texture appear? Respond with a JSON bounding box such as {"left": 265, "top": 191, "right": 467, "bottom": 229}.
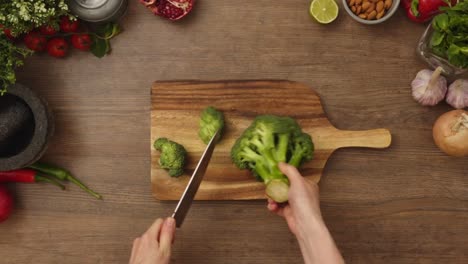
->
{"left": 0, "top": 0, "right": 467, "bottom": 263}
{"left": 151, "top": 80, "right": 391, "bottom": 200}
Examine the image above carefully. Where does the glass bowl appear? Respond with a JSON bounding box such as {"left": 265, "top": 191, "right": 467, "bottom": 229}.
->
{"left": 417, "top": 22, "right": 468, "bottom": 79}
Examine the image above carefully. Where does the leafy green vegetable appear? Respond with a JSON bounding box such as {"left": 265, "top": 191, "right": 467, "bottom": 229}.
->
{"left": 90, "top": 23, "right": 121, "bottom": 58}
{"left": 0, "top": 35, "right": 32, "bottom": 95}
{"left": 0, "top": 0, "right": 71, "bottom": 36}
{"left": 430, "top": 2, "right": 468, "bottom": 69}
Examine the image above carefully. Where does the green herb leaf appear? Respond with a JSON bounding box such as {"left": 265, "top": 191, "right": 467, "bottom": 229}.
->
{"left": 430, "top": 3, "right": 468, "bottom": 69}
{"left": 90, "top": 37, "right": 110, "bottom": 58}
{"left": 0, "top": 34, "right": 32, "bottom": 95}
{"left": 432, "top": 45, "right": 446, "bottom": 57}
{"left": 461, "top": 46, "right": 468, "bottom": 56}
{"left": 96, "top": 22, "right": 121, "bottom": 39}
{"left": 431, "top": 30, "right": 445, "bottom": 46}
{"left": 432, "top": 13, "right": 449, "bottom": 31}
{"left": 447, "top": 44, "right": 465, "bottom": 68}
{"left": 89, "top": 22, "right": 120, "bottom": 58}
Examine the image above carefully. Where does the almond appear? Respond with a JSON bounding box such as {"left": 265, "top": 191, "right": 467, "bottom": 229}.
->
{"left": 350, "top": 0, "right": 356, "bottom": 6}
{"left": 356, "top": 0, "right": 363, "bottom": 4}
{"left": 376, "top": 1, "right": 384, "bottom": 12}
{"left": 366, "top": 3, "right": 375, "bottom": 13}
{"left": 359, "top": 13, "right": 367, "bottom": 19}
{"left": 384, "top": 0, "right": 392, "bottom": 9}
{"left": 352, "top": 5, "right": 357, "bottom": 12}
{"left": 357, "top": 5, "right": 362, "bottom": 14}
{"left": 362, "top": 1, "right": 370, "bottom": 11}
{"left": 367, "top": 10, "right": 377, "bottom": 19}
{"left": 376, "top": 10, "right": 385, "bottom": 19}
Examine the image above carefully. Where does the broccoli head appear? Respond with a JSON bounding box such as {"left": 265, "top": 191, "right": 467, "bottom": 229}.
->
{"left": 199, "top": 106, "right": 224, "bottom": 144}
{"left": 154, "top": 137, "right": 187, "bottom": 177}
{"left": 231, "top": 115, "right": 314, "bottom": 202}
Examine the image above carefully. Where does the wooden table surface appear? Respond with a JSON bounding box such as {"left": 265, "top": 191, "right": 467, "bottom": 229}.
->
{"left": 1, "top": 1, "right": 467, "bottom": 263}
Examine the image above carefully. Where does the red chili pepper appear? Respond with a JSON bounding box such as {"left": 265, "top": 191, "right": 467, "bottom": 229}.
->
{"left": 0, "top": 169, "right": 65, "bottom": 189}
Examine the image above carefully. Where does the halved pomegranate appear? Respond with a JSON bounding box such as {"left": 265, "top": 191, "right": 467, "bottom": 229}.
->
{"left": 140, "top": 0, "right": 194, "bottom": 21}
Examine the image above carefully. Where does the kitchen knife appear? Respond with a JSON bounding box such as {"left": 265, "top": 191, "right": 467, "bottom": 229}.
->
{"left": 171, "top": 130, "right": 219, "bottom": 228}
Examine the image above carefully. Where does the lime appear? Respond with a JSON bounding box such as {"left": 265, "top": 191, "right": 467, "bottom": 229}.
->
{"left": 309, "top": 0, "right": 339, "bottom": 24}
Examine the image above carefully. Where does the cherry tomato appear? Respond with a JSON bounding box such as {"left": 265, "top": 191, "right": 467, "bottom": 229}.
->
{"left": 59, "top": 16, "right": 79, "bottom": 33}
{"left": 47, "top": 38, "right": 69, "bottom": 58}
{"left": 40, "top": 25, "right": 57, "bottom": 35}
{"left": 0, "top": 24, "right": 15, "bottom": 41}
{"left": 71, "top": 34, "right": 92, "bottom": 51}
{"left": 24, "top": 31, "right": 47, "bottom": 52}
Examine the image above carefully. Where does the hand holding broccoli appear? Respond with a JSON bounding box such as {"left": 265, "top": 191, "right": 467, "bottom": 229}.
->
{"left": 231, "top": 115, "right": 314, "bottom": 202}
{"left": 268, "top": 163, "right": 345, "bottom": 264}
{"left": 267, "top": 162, "right": 323, "bottom": 237}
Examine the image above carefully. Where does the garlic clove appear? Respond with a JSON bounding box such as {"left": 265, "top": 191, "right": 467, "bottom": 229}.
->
{"left": 446, "top": 79, "right": 468, "bottom": 109}
{"left": 411, "top": 67, "right": 447, "bottom": 106}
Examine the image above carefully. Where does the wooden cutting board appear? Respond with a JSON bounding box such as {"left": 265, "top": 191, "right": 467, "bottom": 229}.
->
{"left": 151, "top": 80, "right": 391, "bottom": 200}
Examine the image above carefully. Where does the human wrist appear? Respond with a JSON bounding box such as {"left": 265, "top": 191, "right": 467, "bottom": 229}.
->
{"left": 295, "top": 215, "right": 328, "bottom": 245}
{"left": 295, "top": 218, "right": 345, "bottom": 264}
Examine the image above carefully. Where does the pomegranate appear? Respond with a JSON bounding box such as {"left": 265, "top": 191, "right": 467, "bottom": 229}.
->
{"left": 140, "top": 0, "right": 194, "bottom": 20}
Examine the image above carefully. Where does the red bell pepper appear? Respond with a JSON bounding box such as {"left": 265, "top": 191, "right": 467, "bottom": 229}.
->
{"left": 402, "top": 0, "right": 458, "bottom": 23}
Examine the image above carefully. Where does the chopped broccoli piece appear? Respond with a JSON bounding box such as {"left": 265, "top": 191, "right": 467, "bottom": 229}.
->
{"left": 231, "top": 115, "right": 314, "bottom": 202}
{"left": 199, "top": 106, "right": 224, "bottom": 144}
{"left": 154, "top": 137, "right": 187, "bottom": 177}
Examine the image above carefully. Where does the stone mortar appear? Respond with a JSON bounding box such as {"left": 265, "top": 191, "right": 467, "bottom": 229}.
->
{"left": 0, "top": 84, "right": 54, "bottom": 171}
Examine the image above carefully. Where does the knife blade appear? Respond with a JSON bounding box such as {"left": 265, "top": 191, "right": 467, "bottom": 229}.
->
{"left": 171, "top": 130, "right": 219, "bottom": 228}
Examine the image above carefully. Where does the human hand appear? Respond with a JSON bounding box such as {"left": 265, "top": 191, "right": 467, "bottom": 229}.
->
{"left": 130, "top": 217, "right": 176, "bottom": 264}
{"left": 268, "top": 163, "right": 345, "bottom": 264}
{"left": 267, "top": 162, "right": 324, "bottom": 239}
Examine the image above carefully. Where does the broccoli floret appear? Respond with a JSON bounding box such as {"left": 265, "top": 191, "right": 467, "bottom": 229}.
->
{"left": 154, "top": 138, "right": 187, "bottom": 177}
{"left": 199, "top": 106, "right": 224, "bottom": 144}
{"left": 288, "top": 132, "right": 314, "bottom": 167}
{"left": 231, "top": 115, "right": 314, "bottom": 202}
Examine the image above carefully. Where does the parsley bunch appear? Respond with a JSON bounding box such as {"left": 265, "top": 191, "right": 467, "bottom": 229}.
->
{"left": 430, "top": 2, "right": 468, "bottom": 69}
{"left": 0, "top": 0, "right": 71, "bottom": 36}
{"left": 0, "top": 35, "right": 32, "bottom": 95}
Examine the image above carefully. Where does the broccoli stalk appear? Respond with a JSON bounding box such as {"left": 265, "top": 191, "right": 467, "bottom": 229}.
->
{"left": 154, "top": 138, "right": 187, "bottom": 177}
{"left": 231, "top": 115, "right": 314, "bottom": 203}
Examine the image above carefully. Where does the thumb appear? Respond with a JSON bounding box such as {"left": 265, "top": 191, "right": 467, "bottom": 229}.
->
{"left": 278, "top": 162, "right": 303, "bottom": 185}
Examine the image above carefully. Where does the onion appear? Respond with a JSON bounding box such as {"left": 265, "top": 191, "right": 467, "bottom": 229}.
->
{"left": 433, "top": 110, "right": 468, "bottom": 157}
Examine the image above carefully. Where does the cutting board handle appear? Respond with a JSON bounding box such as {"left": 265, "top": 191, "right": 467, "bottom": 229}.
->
{"left": 322, "top": 128, "right": 392, "bottom": 150}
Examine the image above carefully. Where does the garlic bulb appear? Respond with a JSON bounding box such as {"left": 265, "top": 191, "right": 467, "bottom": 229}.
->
{"left": 446, "top": 79, "right": 468, "bottom": 109}
{"left": 411, "top": 67, "right": 447, "bottom": 106}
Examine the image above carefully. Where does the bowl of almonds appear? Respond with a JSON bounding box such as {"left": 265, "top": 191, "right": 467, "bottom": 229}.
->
{"left": 343, "top": 0, "right": 399, "bottom": 24}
